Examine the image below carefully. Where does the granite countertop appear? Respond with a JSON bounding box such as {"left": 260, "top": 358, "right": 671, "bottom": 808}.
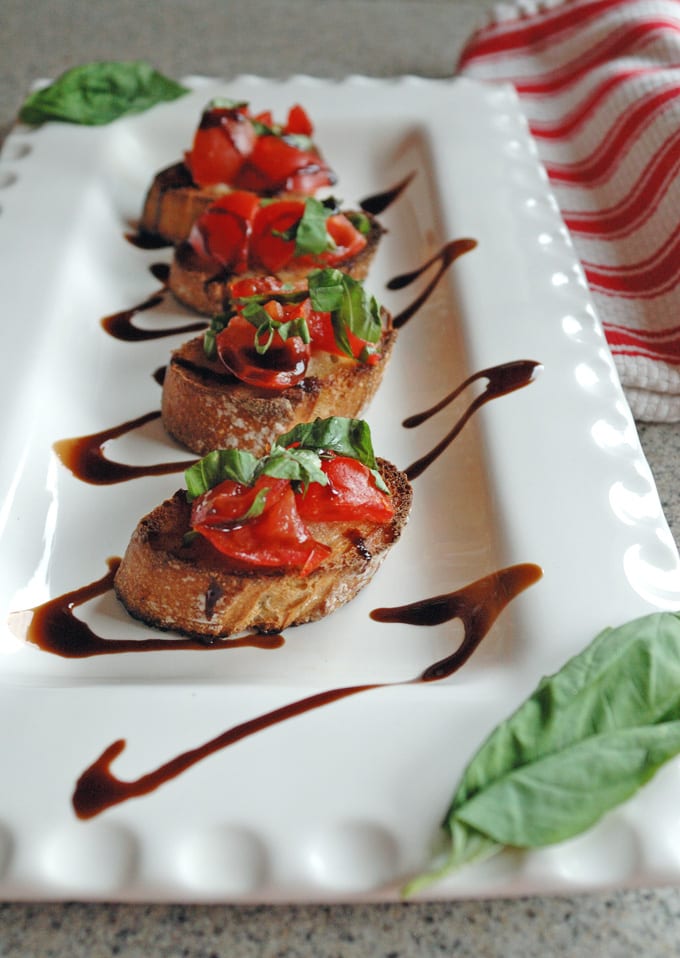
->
{"left": 1, "top": 0, "right": 679, "bottom": 954}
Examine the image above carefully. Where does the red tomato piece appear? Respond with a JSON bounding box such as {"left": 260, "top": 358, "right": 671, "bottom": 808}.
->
{"left": 285, "top": 104, "right": 314, "bottom": 136}
{"left": 305, "top": 309, "right": 380, "bottom": 364}
{"left": 188, "top": 191, "right": 261, "bottom": 270}
{"left": 323, "top": 214, "right": 368, "bottom": 264}
{"left": 215, "top": 313, "right": 311, "bottom": 390}
{"left": 192, "top": 475, "right": 331, "bottom": 574}
{"left": 186, "top": 107, "right": 257, "bottom": 187}
{"left": 249, "top": 200, "right": 305, "bottom": 273}
{"left": 244, "top": 136, "right": 319, "bottom": 193}
{"left": 296, "top": 456, "right": 394, "bottom": 523}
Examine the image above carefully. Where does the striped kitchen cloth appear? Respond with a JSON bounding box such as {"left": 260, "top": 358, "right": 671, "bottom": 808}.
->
{"left": 457, "top": 0, "right": 680, "bottom": 422}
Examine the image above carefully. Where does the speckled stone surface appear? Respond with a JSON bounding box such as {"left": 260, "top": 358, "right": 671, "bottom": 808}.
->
{"left": 1, "top": 1, "right": 680, "bottom": 955}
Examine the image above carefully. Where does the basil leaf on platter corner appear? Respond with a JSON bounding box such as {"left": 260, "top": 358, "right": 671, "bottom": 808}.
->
{"left": 405, "top": 610, "right": 680, "bottom": 896}
{"left": 19, "top": 61, "right": 189, "bottom": 126}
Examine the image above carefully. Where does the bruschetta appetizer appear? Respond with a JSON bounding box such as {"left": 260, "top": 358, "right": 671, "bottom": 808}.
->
{"left": 168, "top": 192, "right": 383, "bottom": 315}
{"left": 114, "top": 417, "right": 412, "bottom": 638}
{"left": 140, "top": 99, "right": 336, "bottom": 244}
{"left": 161, "top": 267, "right": 397, "bottom": 456}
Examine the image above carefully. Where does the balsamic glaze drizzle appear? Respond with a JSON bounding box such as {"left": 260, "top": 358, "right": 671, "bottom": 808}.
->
{"left": 52, "top": 411, "right": 196, "bottom": 485}
{"left": 17, "top": 558, "right": 284, "bottom": 658}
{"left": 72, "top": 562, "right": 541, "bottom": 818}
{"left": 389, "top": 238, "right": 478, "bottom": 329}
{"left": 101, "top": 263, "right": 206, "bottom": 342}
{"left": 404, "top": 360, "right": 542, "bottom": 481}
{"left": 359, "top": 172, "right": 415, "bottom": 216}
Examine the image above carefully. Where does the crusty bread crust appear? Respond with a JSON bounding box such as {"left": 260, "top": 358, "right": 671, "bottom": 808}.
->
{"left": 139, "top": 162, "right": 230, "bottom": 245}
{"left": 114, "top": 459, "right": 412, "bottom": 638}
{"left": 161, "top": 319, "right": 397, "bottom": 456}
{"left": 168, "top": 215, "right": 384, "bottom": 315}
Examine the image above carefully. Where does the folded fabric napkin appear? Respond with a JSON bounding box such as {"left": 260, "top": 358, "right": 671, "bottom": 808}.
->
{"left": 457, "top": 0, "right": 680, "bottom": 422}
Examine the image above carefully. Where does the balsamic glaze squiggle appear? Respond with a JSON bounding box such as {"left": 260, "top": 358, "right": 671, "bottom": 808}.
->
{"left": 72, "top": 562, "right": 542, "bottom": 818}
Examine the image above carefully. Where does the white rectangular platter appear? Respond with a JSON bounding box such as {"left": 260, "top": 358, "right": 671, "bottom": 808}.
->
{"left": 0, "top": 75, "right": 679, "bottom": 902}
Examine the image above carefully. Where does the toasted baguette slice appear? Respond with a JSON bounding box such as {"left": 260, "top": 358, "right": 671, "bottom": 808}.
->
{"left": 168, "top": 213, "right": 384, "bottom": 316}
{"left": 114, "top": 458, "right": 412, "bottom": 639}
{"left": 139, "top": 162, "right": 224, "bottom": 246}
{"left": 161, "top": 319, "right": 397, "bottom": 457}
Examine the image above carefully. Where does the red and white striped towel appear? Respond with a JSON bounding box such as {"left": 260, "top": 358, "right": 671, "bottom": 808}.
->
{"left": 457, "top": 0, "right": 680, "bottom": 422}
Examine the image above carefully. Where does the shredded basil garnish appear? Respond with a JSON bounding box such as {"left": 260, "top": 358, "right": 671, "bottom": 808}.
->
{"left": 185, "top": 417, "right": 386, "bottom": 499}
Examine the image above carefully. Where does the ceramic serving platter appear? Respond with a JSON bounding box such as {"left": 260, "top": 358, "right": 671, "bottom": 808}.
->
{"left": 0, "top": 75, "right": 679, "bottom": 902}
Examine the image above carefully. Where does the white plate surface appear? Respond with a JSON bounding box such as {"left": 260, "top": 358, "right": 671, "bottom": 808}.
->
{"left": 0, "top": 75, "right": 679, "bottom": 902}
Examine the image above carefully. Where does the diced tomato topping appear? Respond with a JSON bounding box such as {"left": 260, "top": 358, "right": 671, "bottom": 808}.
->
{"left": 215, "top": 313, "right": 311, "bottom": 390}
{"left": 296, "top": 456, "right": 394, "bottom": 523}
{"left": 249, "top": 200, "right": 305, "bottom": 273}
{"left": 305, "top": 306, "right": 380, "bottom": 364}
{"left": 244, "top": 136, "right": 323, "bottom": 193}
{"left": 189, "top": 194, "right": 367, "bottom": 276}
{"left": 252, "top": 109, "right": 274, "bottom": 128}
{"left": 183, "top": 102, "right": 334, "bottom": 194}
{"left": 191, "top": 475, "right": 331, "bottom": 574}
{"left": 285, "top": 104, "right": 314, "bottom": 136}
{"left": 323, "top": 215, "right": 368, "bottom": 264}
{"left": 188, "top": 191, "right": 260, "bottom": 270}
{"left": 185, "top": 107, "right": 257, "bottom": 187}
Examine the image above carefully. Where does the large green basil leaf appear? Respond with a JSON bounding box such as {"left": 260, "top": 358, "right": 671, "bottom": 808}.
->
{"left": 406, "top": 611, "right": 680, "bottom": 894}
{"left": 19, "top": 61, "right": 188, "bottom": 126}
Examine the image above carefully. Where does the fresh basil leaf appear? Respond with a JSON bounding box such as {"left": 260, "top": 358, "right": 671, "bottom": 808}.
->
{"left": 346, "top": 211, "right": 372, "bottom": 235}
{"left": 274, "top": 417, "right": 380, "bottom": 471}
{"left": 406, "top": 611, "right": 680, "bottom": 894}
{"left": 241, "top": 302, "right": 310, "bottom": 355}
{"left": 308, "top": 269, "right": 382, "bottom": 359}
{"left": 239, "top": 486, "right": 270, "bottom": 521}
{"left": 203, "top": 313, "right": 230, "bottom": 360}
{"left": 292, "top": 197, "right": 335, "bottom": 256}
{"left": 456, "top": 722, "right": 680, "bottom": 847}
{"left": 184, "top": 448, "right": 258, "bottom": 500}
{"left": 19, "top": 61, "right": 188, "bottom": 126}
{"left": 259, "top": 447, "right": 328, "bottom": 488}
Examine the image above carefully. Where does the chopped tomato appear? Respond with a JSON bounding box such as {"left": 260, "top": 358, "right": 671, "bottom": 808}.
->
{"left": 244, "top": 135, "right": 326, "bottom": 193}
{"left": 249, "top": 203, "right": 367, "bottom": 274}
{"left": 296, "top": 455, "right": 394, "bottom": 523}
{"left": 215, "top": 313, "right": 311, "bottom": 390}
{"left": 323, "top": 214, "right": 367, "bottom": 265}
{"left": 285, "top": 104, "right": 314, "bottom": 136}
{"left": 190, "top": 195, "right": 368, "bottom": 276}
{"left": 188, "top": 191, "right": 260, "bottom": 270}
{"left": 185, "top": 106, "right": 256, "bottom": 187}
{"left": 252, "top": 109, "right": 274, "bottom": 128}
{"left": 249, "top": 200, "right": 305, "bottom": 273}
{"left": 305, "top": 308, "right": 380, "bottom": 364}
{"left": 184, "top": 102, "right": 334, "bottom": 194}
{"left": 192, "top": 475, "right": 331, "bottom": 574}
